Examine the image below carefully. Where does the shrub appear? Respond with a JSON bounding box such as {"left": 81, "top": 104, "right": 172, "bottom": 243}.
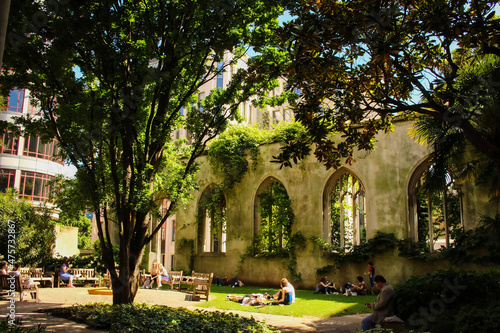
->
{"left": 0, "top": 191, "right": 56, "bottom": 267}
{"left": 394, "top": 269, "right": 500, "bottom": 332}
{"left": 49, "top": 303, "right": 278, "bottom": 332}
{"left": 0, "top": 318, "right": 48, "bottom": 332}
{"left": 453, "top": 299, "right": 500, "bottom": 333}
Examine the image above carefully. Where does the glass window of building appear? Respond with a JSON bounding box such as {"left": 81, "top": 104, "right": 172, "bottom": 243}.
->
{"left": 1, "top": 130, "right": 18, "bottom": 155}
{"left": 217, "top": 62, "right": 224, "bottom": 89}
{"left": 23, "top": 136, "right": 59, "bottom": 161}
{"left": 19, "top": 171, "right": 53, "bottom": 202}
{"left": 6, "top": 89, "right": 25, "bottom": 113}
{"left": 0, "top": 169, "right": 16, "bottom": 191}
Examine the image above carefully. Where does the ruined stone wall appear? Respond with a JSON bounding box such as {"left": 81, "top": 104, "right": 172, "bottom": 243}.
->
{"left": 174, "top": 120, "right": 499, "bottom": 289}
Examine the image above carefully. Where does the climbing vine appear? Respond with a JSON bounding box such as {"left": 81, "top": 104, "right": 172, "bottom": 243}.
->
{"left": 238, "top": 180, "right": 303, "bottom": 280}
{"left": 177, "top": 238, "right": 195, "bottom": 273}
{"left": 205, "top": 122, "right": 309, "bottom": 280}
{"left": 208, "top": 124, "right": 270, "bottom": 190}
{"left": 314, "top": 223, "right": 500, "bottom": 275}
{"left": 313, "top": 232, "right": 398, "bottom": 275}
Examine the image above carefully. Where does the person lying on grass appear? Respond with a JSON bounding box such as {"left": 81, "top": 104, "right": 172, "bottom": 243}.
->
{"left": 226, "top": 293, "right": 273, "bottom": 306}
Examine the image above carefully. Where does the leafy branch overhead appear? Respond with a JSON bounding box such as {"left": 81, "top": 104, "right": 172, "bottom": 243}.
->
{"left": 277, "top": 0, "right": 500, "bottom": 194}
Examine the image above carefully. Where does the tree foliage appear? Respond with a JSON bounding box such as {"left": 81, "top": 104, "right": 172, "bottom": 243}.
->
{"left": 0, "top": 190, "right": 56, "bottom": 266}
{"left": 277, "top": 0, "right": 500, "bottom": 195}
{"left": 0, "top": 0, "right": 284, "bottom": 304}
{"left": 49, "top": 175, "right": 92, "bottom": 249}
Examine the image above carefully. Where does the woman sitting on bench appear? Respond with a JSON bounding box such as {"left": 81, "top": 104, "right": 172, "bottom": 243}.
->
{"left": 0, "top": 261, "right": 7, "bottom": 274}
{"left": 155, "top": 263, "right": 169, "bottom": 289}
{"left": 60, "top": 259, "right": 75, "bottom": 288}
{"left": 10, "top": 263, "right": 38, "bottom": 299}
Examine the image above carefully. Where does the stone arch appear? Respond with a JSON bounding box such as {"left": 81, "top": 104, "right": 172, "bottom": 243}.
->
{"left": 254, "top": 176, "right": 294, "bottom": 253}
{"left": 323, "top": 167, "right": 366, "bottom": 249}
{"left": 407, "top": 156, "right": 432, "bottom": 242}
{"left": 196, "top": 184, "right": 227, "bottom": 254}
{"left": 407, "top": 158, "right": 464, "bottom": 251}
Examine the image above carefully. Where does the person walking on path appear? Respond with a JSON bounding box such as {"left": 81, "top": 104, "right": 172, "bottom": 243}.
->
{"left": 361, "top": 275, "right": 395, "bottom": 331}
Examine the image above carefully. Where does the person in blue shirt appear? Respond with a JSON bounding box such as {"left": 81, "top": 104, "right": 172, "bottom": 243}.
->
{"left": 60, "top": 259, "right": 75, "bottom": 288}
{"left": 272, "top": 278, "right": 295, "bottom": 305}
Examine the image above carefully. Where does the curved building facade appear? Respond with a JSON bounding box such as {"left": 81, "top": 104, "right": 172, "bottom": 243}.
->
{"left": 1, "top": 88, "right": 75, "bottom": 204}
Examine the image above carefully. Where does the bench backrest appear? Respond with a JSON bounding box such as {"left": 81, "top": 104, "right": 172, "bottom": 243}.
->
{"left": 29, "top": 268, "right": 45, "bottom": 278}
{"left": 0, "top": 274, "right": 22, "bottom": 293}
{"left": 69, "top": 268, "right": 98, "bottom": 278}
{"left": 104, "top": 269, "right": 120, "bottom": 278}
{"left": 168, "top": 270, "right": 183, "bottom": 281}
{"left": 192, "top": 272, "right": 212, "bottom": 284}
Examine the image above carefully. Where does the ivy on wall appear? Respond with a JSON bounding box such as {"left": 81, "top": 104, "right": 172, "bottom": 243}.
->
{"left": 195, "top": 122, "right": 500, "bottom": 280}
{"left": 314, "top": 223, "right": 500, "bottom": 276}
{"left": 177, "top": 238, "right": 195, "bottom": 273}
{"left": 312, "top": 232, "right": 398, "bottom": 275}
{"left": 204, "top": 122, "right": 308, "bottom": 280}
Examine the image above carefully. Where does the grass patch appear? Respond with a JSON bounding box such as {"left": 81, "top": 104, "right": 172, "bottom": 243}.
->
{"left": 197, "top": 285, "right": 377, "bottom": 317}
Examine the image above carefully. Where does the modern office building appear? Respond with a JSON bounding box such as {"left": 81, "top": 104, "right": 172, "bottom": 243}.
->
{"left": 0, "top": 88, "right": 75, "bottom": 204}
{"left": 1, "top": 88, "right": 79, "bottom": 257}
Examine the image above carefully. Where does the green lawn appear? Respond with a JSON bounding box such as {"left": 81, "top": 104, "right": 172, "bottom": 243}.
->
{"left": 195, "top": 285, "right": 377, "bottom": 318}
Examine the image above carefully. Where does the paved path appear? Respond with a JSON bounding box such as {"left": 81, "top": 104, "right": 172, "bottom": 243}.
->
{"left": 0, "top": 287, "right": 364, "bottom": 332}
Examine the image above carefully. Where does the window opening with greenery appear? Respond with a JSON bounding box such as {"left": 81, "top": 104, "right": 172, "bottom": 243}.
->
{"left": 255, "top": 179, "right": 294, "bottom": 254}
{"left": 197, "top": 185, "right": 227, "bottom": 254}
{"left": 411, "top": 163, "right": 463, "bottom": 252}
{"left": 326, "top": 171, "right": 366, "bottom": 250}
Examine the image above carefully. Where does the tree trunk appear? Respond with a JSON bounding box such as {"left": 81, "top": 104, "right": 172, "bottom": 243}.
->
{"left": 98, "top": 208, "right": 148, "bottom": 304}
{"left": 112, "top": 267, "right": 140, "bottom": 304}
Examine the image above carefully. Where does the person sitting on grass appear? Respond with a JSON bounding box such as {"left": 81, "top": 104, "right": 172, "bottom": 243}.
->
{"left": 60, "top": 259, "right": 75, "bottom": 288}
{"left": 316, "top": 275, "right": 337, "bottom": 294}
{"left": 230, "top": 276, "right": 244, "bottom": 287}
{"left": 272, "top": 278, "right": 295, "bottom": 305}
{"left": 350, "top": 276, "right": 367, "bottom": 295}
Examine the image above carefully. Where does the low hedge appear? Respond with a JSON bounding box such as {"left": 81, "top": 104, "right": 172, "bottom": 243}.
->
{"left": 394, "top": 269, "right": 500, "bottom": 332}
{"left": 48, "top": 302, "right": 279, "bottom": 332}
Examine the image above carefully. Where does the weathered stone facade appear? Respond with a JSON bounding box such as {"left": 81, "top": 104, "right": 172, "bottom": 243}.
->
{"left": 174, "top": 120, "right": 498, "bottom": 289}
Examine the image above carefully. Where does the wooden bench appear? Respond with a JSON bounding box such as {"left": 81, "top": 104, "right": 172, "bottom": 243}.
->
{"left": 138, "top": 269, "right": 146, "bottom": 286}
{"left": 178, "top": 270, "right": 195, "bottom": 291}
{"left": 0, "top": 274, "right": 39, "bottom": 302}
{"left": 180, "top": 271, "right": 213, "bottom": 301}
{"left": 103, "top": 269, "right": 147, "bottom": 288}
{"left": 102, "top": 269, "right": 119, "bottom": 289}
{"left": 57, "top": 267, "right": 101, "bottom": 287}
{"left": 162, "top": 270, "right": 183, "bottom": 290}
{"left": 20, "top": 268, "right": 54, "bottom": 288}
